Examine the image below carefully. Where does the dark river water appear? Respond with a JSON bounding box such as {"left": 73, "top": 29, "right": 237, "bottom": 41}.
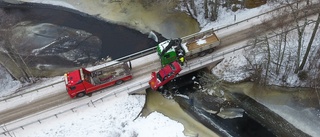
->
{"left": 0, "top": 1, "right": 161, "bottom": 60}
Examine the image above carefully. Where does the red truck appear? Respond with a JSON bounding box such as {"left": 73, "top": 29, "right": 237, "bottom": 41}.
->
{"left": 64, "top": 62, "right": 132, "bottom": 98}
{"left": 149, "top": 61, "right": 182, "bottom": 92}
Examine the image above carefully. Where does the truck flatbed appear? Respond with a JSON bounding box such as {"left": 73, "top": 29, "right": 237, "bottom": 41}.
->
{"left": 65, "top": 62, "right": 132, "bottom": 98}
{"left": 185, "top": 33, "right": 219, "bottom": 51}
{"left": 90, "top": 63, "right": 131, "bottom": 85}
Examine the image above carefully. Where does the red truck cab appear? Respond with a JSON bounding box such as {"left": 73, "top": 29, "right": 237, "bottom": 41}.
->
{"left": 149, "top": 61, "right": 182, "bottom": 91}
{"left": 64, "top": 62, "right": 132, "bottom": 98}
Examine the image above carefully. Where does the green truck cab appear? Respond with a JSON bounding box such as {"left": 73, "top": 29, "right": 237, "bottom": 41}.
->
{"left": 156, "top": 39, "right": 185, "bottom": 66}
{"left": 156, "top": 32, "right": 220, "bottom": 67}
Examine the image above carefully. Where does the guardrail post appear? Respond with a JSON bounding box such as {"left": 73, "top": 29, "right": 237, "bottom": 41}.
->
{"left": 71, "top": 108, "right": 75, "bottom": 112}
{"left": 38, "top": 120, "right": 41, "bottom": 124}
{"left": 91, "top": 100, "right": 96, "bottom": 108}
{"left": 114, "top": 93, "right": 117, "bottom": 97}
{"left": 55, "top": 114, "right": 58, "bottom": 118}
{"left": 100, "top": 98, "right": 104, "bottom": 102}
{"left": 2, "top": 125, "right": 7, "bottom": 134}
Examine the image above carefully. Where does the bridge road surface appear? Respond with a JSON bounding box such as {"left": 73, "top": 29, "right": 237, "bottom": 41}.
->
{"left": 1, "top": 3, "right": 320, "bottom": 131}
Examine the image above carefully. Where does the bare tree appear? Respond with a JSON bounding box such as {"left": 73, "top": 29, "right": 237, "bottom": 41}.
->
{"left": 206, "top": 0, "right": 219, "bottom": 21}
{"left": 243, "top": 37, "right": 266, "bottom": 84}
{"left": 284, "top": 0, "right": 308, "bottom": 73}
{"left": 298, "top": 13, "right": 320, "bottom": 71}
{"left": 264, "top": 36, "right": 271, "bottom": 84}
{"left": 279, "top": 0, "right": 320, "bottom": 73}
{"left": 204, "top": 0, "right": 208, "bottom": 19}
{"left": 182, "top": 0, "right": 198, "bottom": 18}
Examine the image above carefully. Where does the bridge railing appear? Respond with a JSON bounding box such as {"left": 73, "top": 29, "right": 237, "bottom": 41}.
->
{"left": 116, "top": 47, "right": 157, "bottom": 62}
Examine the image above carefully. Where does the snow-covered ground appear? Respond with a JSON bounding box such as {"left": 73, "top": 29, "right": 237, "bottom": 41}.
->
{"left": 0, "top": 65, "right": 22, "bottom": 97}
{"left": 11, "top": 93, "right": 186, "bottom": 137}
{"left": 1, "top": 0, "right": 306, "bottom": 137}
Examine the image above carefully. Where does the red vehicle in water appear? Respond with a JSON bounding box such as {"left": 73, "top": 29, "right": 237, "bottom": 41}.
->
{"left": 64, "top": 62, "right": 132, "bottom": 98}
{"left": 149, "top": 61, "right": 182, "bottom": 91}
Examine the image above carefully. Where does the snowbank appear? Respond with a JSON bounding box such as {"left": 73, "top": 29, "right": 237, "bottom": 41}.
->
{"left": 212, "top": 54, "right": 250, "bottom": 82}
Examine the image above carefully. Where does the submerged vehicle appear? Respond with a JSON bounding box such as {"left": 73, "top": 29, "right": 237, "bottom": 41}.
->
{"left": 149, "top": 61, "right": 182, "bottom": 91}
{"left": 64, "top": 61, "right": 132, "bottom": 98}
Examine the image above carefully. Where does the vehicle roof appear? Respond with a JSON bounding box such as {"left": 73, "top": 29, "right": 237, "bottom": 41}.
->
{"left": 158, "top": 67, "right": 171, "bottom": 78}
{"left": 158, "top": 61, "right": 180, "bottom": 78}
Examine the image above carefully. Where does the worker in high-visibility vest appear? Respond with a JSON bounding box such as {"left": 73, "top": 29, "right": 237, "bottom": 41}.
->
{"left": 179, "top": 57, "right": 185, "bottom": 66}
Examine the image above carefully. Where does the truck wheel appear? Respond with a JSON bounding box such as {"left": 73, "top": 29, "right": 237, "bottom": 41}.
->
{"left": 116, "top": 80, "right": 123, "bottom": 85}
{"left": 198, "top": 51, "right": 207, "bottom": 57}
{"left": 206, "top": 48, "right": 214, "bottom": 54}
{"left": 77, "top": 92, "right": 86, "bottom": 98}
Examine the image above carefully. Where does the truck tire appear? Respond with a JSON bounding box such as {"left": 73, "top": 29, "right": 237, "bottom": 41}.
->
{"left": 198, "top": 51, "right": 207, "bottom": 57}
{"left": 116, "top": 80, "right": 123, "bottom": 85}
{"left": 77, "top": 92, "right": 86, "bottom": 98}
{"left": 206, "top": 48, "right": 214, "bottom": 54}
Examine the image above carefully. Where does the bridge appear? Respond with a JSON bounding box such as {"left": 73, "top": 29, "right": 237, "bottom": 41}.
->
{"left": 1, "top": 1, "right": 319, "bottom": 135}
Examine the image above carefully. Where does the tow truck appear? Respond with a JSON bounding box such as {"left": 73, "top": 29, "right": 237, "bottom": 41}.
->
{"left": 157, "top": 31, "right": 220, "bottom": 66}
{"left": 64, "top": 61, "right": 132, "bottom": 98}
